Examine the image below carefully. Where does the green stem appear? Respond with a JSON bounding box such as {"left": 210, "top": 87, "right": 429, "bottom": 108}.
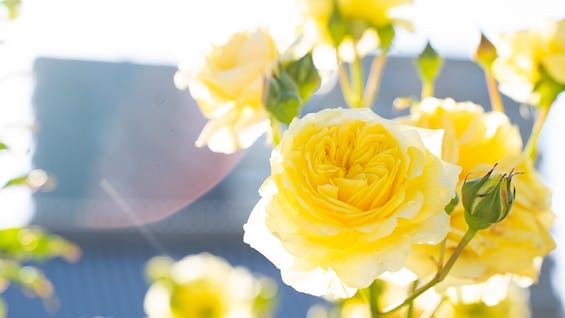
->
{"left": 405, "top": 280, "right": 418, "bottom": 318}
{"left": 524, "top": 104, "right": 550, "bottom": 161}
{"left": 349, "top": 45, "right": 365, "bottom": 107}
{"left": 369, "top": 280, "right": 382, "bottom": 318}
{"left": 269, "top": 116, "right": 282, "bottom": 146}
{"left": 485, "top": 71, "right": 505, "bottom": 113}
{"left": 381, "top": 229, "right": 477, "bottom": 316}
{"left": 437, "top": 239, "right": 446, "bottom": 270}
{"left": 429, "top": 296, "right": 448, "bottom": 318}
{"left": 421, "top": 80, "right": 434, "bottom": 100}
{"left": 336, "top": 50, "right": 353, "bottom": 107}
{"left": 362, "top": 52, "right": 388, "bottom": 107}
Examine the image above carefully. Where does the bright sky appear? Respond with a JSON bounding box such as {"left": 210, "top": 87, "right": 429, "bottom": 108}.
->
{"left": 3, "top": 0, "right": 565, "bottom": 63}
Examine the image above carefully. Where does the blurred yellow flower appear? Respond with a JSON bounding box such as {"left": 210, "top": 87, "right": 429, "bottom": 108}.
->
{"left": 144, "top": 253, "right": 276, "bottom": 318}
{"left": 403, "top": 98, "right": 522, "bottom": 175}
{"left": 492, "top": 18, "right": 565, "bottom": 105}
{"left": 403, "top": 99, "right": 555, "bottom": 285}
{"left": 438, "top": 278, "right": 531, "bottom": 318}
{"left": 244, "top": 107, "right": 460, "bottom": 299}
{"left": 298, "top": 0, "right": 411, "bottom": 59}
{"left": 175, "top": 30, "right": 278, "bottom": 154}
{"left": 319, "top": 277, "right": 530, "bottom": 318}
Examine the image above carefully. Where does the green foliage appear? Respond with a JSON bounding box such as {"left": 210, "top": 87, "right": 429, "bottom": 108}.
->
{"left": 265, "top": 52, "right": 321, "bottom": 125}
{"left": 2, "top": 174, "right": 28, "bottom": 189}
{"left": 283, "top": 52, "right": 321, "bottom": 102}
{"left": 0, "top": 227, "right": 79, "bottom": 262}
{"left": 0, "top": 0, "right": 21, "bottom": 19}
{"left": 0, "top": 137, "right": 79, "bottom": 316}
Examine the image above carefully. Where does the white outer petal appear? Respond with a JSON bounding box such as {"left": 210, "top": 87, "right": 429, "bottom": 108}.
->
{"left": 243, "top": 197, "right": 294, "bottom": 270}
{"left": 244, "top": 196, "right": 357, "bottom": 299}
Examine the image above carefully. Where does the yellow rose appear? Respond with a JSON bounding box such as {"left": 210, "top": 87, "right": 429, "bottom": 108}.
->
{"left": 302, "top": 0, "right": 411, "bottom": 30}
{"left": 244, "top": 108, "right": 460, "bottom": 299}
{"left": 175, "top": 30, "right": 278, "bottom": 154}
{"left": 336, "top": 280, "right": 429, "bottom": 318}
{"left": 324, "top": 277, "right": 530, "bottom": 318}
{"left": 144, "top": 253, "right": 274, "bottom": 318}
{"left": 403, "top": 99, "right": 555, "bottom": 285}
{"left": 298, "top": 0, "right": 411, "bottom": 57}
{"left": 437, "top": 278, "right": 531, "bottom": 318}
{"left": 403, "top": 98, "right": 522, "bottom": 175}
{"left": 492, "top": 18, "right": 565, "bottom": 105}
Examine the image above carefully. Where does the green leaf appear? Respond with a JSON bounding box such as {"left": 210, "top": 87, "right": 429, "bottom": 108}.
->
{"left": 0, "top": 142, "right": 7, "bottom": 151}
{"left": 2, "top": 175, "right": 28, "bottom": 189}
{"left": 0, "top": 227, "right": 80, "bottom": 262}
{"left": 328, "top": 2, "right": 350, "bottom": 46}
{"left": 283, "top": 52, "right": 321, "bottom": 102}
{"left": 0, "top": 261, "right": 53, "bottom": 299}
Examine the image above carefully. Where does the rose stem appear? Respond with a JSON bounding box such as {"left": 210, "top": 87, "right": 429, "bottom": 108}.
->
{"left": 379, "top": 228, "right": 477, "bottom": 316}
{"left": 485, "top": 70, "right": 505, "bottom": 113}
{"left": 363, "top": 52, "right": 388, "bottom": 107}
{"left": 524, "top": 103, "right": 550, "bottom": 161}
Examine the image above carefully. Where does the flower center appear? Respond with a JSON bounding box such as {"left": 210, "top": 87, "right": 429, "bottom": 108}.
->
{"left": 301, "top": 121, "right": 404, "bottom": 213}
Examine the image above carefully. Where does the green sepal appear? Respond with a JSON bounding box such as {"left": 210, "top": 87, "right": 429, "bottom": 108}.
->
{"left": 444, "top": 194, "right": 459, "bottom": 215}
{"left": 462, "top": 166, "right": 516, "bottom": 231}
{"left": 533, "top": 66, "right": 565, "bottom": 108}
{"left": 264, "top": 71, "right": 302, "bottom": 125}
{"left": 283, "top": 51, "right": 321, "bottom": 102}
{"left": 328, "top": 1, "right": 350, "bottom": 46}
{"left": 376, "top": 24, "right": 395, "bottom": 51}
{"left": 416, "top": 42, "right": 443, "bottom": 84}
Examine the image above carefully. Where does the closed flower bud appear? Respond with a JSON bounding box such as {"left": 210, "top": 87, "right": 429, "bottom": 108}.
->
{"left": 462, "top": 165, "right": 516, "bottom": 231}
{"left": 416, "top": 42, "right": 443, "bottom": 84}
{"left": 473, "top": 33, "right": 497, "bottom": 70}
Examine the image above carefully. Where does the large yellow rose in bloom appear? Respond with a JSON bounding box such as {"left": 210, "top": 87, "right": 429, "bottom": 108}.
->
{"left": 175, "top": 30, "right": 278, "bottom": 154}
{"left": 403, "top": 98, "right": 555, "bottom": 284}
{"left": 244, "top": 108, "right": 460, "bottom": 299}
{"left": 144, "top": 253, "right": 274, "bottom": 318}
{"left": 493, "top": 18, "right": 565, "bottom": 105}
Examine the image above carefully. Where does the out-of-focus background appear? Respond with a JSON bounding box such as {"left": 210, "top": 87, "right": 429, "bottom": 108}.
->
{"left": 1, "top": 0, "right": 564, "bottom": 317}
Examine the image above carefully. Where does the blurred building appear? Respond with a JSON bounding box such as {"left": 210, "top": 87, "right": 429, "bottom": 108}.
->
{"left": 1, "top": 57, "right": 561, "bottom": 317}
